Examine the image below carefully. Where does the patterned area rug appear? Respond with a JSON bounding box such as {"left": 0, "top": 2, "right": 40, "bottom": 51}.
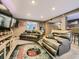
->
{"left": 10, "top": 43, "right": 52, "bottom": 59}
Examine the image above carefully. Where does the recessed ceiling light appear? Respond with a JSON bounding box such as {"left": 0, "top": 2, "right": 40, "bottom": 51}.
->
{"left": 32, "top": 0, "right": 35, "bottom": 4}
{"left": 27, "top": 13, "right": 31, "bottom": 16}
{"left": 52, "top": 7, "right": 55, "bottom": 10}
{"left": 41, "top": 16, "right": 44, "bottom": 18}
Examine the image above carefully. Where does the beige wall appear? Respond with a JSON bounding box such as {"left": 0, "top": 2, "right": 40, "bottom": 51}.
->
{"left": 45, "top": 9, "right": 79, "bottom": 35}
{"left": 57, "top": 15, "right": 66, "bottom": 30}
{"left": 44, "top": 22, "right": 51, "bottom": 36}
{"left": 25, "top": 21, "right": 46, "bottom": 31}
{"left": 45, "top": 15, "right": 66, "bottom": 35}
{"left": 13, "top": 20, "right": 26, "bottom": 37}
{"left": 14, "top": 20, "right": 46, "bottom": 34}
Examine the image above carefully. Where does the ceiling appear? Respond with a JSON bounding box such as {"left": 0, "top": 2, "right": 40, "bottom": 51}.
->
{"left": 1, "top": 0, "right": 79, "bottom": 21}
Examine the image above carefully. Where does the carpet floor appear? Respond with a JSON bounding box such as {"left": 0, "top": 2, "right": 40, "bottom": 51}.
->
{"left": 10, "top": 43, "right": 52, "bottom": 59}
{"left": 10, "top": 40, "right": 79, "bottom": 59}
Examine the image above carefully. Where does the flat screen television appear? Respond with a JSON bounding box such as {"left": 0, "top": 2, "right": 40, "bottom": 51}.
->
{"left": 0, "top": 13, "right": 12, "bottom": 28}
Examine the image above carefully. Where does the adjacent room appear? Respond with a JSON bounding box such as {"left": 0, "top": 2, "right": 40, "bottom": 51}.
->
{"left": 0, "top": 0, "right": 79, "bottom": 59}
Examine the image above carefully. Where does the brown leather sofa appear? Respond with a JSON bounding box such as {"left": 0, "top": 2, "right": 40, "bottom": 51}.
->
{"left": 20, "top": 30, "right": 43, "bottom": 41}
{"left": 42, "top": 32, "right": 72, "bottom": 56}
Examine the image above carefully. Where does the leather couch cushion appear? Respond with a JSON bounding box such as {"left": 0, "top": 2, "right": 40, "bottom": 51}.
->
{"left": 42, "top": 42, "right": 57, "bottom": 56}
{"left": 43, "top": 38, "right": 60, "bottom": 50}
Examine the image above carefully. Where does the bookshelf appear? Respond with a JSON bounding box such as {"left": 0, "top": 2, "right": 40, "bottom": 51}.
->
{"left": 0, "top": 29, "right": 19, "bottom": 59}
{"left": 0, "top": 3, "right": 20, "bottom": 59}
